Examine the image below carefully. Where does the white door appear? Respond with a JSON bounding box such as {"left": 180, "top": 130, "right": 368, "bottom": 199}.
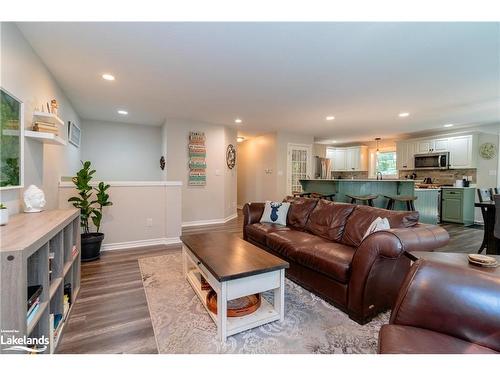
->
{"left": 287, "top": 144, "right": 312, "bottom": 195}
{"left": 418, "top": 140, "right": 433, "bottom": 153}
{"left": 347, "top": 147, "right": 360, "bottom": 171}
{"left": 434, "top": 138, "right": 449, "bottom": 152}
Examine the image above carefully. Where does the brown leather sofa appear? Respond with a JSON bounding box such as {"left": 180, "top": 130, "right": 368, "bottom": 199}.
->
{"left": 243, "top": 198, "right": 449, "bottom": 324}
{"left": 379, "top": 259, "right": 500, "bottom": 353}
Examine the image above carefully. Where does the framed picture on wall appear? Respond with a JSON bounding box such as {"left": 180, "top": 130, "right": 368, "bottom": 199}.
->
{"left": 68, "top": 121, "right": 81, "bottom": 147}
{"left": 0, "top": 87, "right": 24, "bottom": 190}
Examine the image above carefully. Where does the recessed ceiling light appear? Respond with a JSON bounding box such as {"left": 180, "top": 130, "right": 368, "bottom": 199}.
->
{"left": 237, "top": 136, "right": 245, "bottom": 143}
{"left": 326, "top": 116, "right": 335, "bottom": 121}
{"left": 234, "top": 118, "right": 242, "bottom": 124}
{"left": 117, "top": 110, "right": 128, "bottom": 115}
{"left": 398, "top": 112, "right": 410, "bottom": 117}
{"left": 102, "top": 74, "right": 115, "bottom": 81}
{"left": 443, "top": 123, "right": 454, "bottom": 128}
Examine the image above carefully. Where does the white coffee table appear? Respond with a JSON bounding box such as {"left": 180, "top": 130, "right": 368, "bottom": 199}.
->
{"left": 181, "top": 233, "right": 289, "bottom": 342}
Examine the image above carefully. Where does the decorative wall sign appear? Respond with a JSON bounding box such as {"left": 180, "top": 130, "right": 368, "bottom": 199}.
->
{"left": 479, "top": 143, "right": 496, "bottom": 160}
{"left": 188, "top": 131, "right": 206, "bottom": 186}
{"left": 226, "top": 144, "right": 236, "bottom": 169}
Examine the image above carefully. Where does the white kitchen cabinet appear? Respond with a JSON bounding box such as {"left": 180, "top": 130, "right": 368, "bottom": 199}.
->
{"left": 328, "top": 146, "right": 367, "bottom": 171}
{"left": 416, "top": 138, "right": 449, "bottom": 154}
{"left": 448, "top": 135, "right": 475, "bottom": 168}
{"left": 396, "top": 141, "right": 417, "bottom": 170}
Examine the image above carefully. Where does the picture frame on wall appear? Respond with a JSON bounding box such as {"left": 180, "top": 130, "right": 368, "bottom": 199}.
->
{"left": 68, "top": 121, "right": 81, "bottom": 147}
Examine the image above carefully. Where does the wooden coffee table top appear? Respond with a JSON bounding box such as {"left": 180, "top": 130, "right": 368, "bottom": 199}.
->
{"left": 181, "top": 232, "right": 289, "bottom": 282}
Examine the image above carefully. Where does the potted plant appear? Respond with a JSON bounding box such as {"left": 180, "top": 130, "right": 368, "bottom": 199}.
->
{"left": 68, "top": 161, "right": 112, "bottom": 261}
{"left": 0, "top": 203, "right": 8, "bottom": 226}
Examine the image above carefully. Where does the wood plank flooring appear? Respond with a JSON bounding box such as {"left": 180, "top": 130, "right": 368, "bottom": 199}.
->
{"left": 57, "top": 211, "right": 483, "bottom": 353}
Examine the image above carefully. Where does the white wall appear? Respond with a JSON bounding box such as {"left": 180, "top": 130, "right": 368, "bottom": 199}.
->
{"left": 59, "top": 182, "right": 182, "bottom": 249}
{"left": 237, "top": 133, "right": 279, "bottom": 206}
{"left": 162, "top": 118, "right": 237, "bottom": 224}
{"left": 81, "top": 120, "right": 163, "bottom": 181}
{"left": 0, "top": 22, "right": 82, "bottom": 213}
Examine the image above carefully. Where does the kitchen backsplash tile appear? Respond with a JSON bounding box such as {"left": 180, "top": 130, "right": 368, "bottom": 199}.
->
{"left": 399, "top": 169, "right": 477, "bottom": 184}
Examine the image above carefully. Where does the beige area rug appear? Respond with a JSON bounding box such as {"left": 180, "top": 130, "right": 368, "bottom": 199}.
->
{"left": 139, "top": 252, "right": 389, "bottom": 354}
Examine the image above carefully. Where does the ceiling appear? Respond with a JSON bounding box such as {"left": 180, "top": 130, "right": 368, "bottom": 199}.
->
{"left": 17, "top": 22, "right": 500, "bottom": 143}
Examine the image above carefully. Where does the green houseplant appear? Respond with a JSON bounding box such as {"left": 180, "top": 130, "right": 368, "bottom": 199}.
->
{"left": 68, "top": 161, "right": 112, "bottom": 261}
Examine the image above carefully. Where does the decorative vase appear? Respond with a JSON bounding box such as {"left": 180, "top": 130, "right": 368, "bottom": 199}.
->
{"left": 0, "top": 208, "right": 9, "bottom": 226}
{"left": 81, "top": 232, "right": 105, "bottom": 262}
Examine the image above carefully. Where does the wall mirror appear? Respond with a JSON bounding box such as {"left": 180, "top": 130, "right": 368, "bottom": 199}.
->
{"left": 0, "top": 88, "right": 24, "bottom": 189}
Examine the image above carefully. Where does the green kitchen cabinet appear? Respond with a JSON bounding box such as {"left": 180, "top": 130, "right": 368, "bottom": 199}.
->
{"left": 441, "top": 188, "right": 475, "bottom": 226}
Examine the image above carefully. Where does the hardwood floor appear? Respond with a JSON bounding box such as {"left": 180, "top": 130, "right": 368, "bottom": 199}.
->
{"left": 57, "top": 211, "right": 483, "bottom": 353}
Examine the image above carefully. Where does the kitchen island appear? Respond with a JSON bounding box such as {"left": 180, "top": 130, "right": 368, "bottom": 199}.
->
{"left": 299, "top": 179, "right": 415, "bottom": 211}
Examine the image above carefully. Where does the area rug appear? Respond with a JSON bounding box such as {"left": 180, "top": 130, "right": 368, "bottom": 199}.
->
{"left": 138, "top": 252, "right": 389, "bottom": 354}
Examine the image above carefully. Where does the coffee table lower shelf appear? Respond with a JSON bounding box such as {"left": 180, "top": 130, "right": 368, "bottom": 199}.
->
{"left": 186, "top": 270, "right": 281, "bottom": 337}
{"left": 182, "top": 245, "right": 285, "bottom": 342}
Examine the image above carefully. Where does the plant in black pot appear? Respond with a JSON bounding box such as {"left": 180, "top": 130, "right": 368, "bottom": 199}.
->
{"left": 68, "top": 161, "right": 112, "bottom": 262}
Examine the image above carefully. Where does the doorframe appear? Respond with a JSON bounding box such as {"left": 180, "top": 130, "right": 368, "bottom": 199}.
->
{"left": 286, "top": 143, "right": 312, "bottom": 196}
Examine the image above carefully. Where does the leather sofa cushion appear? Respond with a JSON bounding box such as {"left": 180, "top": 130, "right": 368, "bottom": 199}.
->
{"left": 283, "top": 196, "right": 319, "bottom": 230}
{"left": 267, "top": 231, "right": 355, "bottom": 283}
{"left": 342, "top": 205, "right": 419, "bottom": 247}
{"left": 266, "top": 230, "right": 326, "bottom": 259}
{"left": 305, "top": 200, "right": 356, "bottom": 242}
{"left": 246, "top": 223, "right": 290, "bottom": 245}
{"left": 293, "top": 242, "right": 355, "bottom": 283}
{"left": 379, "top": 325, "right": 498, "bottom": 354}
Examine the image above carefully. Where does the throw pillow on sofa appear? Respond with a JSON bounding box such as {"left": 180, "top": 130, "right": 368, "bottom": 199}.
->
{"left": 260, "top": 201, "right": 291, "bottom": 226}
{"left": 363, "top": 217, "right": 391, "bottom": 240}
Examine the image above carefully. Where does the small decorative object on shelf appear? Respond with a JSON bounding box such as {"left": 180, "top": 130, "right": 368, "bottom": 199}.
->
{"left": 68, "top": 161, "right": 112, "bottom": 261}
{"left": 23, "top": 185, "right": 46, "bottom": 213}
{"left": 226, "top": 144, "right": 236, "bottom": 169}
{"left": 206, "top": 290, "right": 261, "bottom": 317}
{"left": 0, "top": 203, "right": 9, "bottom": 225}
{"left": 50, "top": 99, "right": 58, "bottom": 115}
{"left": 160, "top": 156, "right": 165, "bottom": 170}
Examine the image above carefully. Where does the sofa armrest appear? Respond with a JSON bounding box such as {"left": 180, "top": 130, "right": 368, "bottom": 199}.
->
{"left": 390, "top": 259, "right": 500, "bottom": 352}
{"left": 347, "top": 224, "right": 449, "bottom": 322}
{"left": 242, "top": 202, "right": 265, "bottom": 227}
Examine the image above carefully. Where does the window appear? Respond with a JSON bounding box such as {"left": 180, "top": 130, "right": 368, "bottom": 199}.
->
{"left": 376, "top": 151, "right": 397, "bottom": 177}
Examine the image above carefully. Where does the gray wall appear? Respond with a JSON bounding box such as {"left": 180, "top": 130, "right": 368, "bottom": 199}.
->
{"left": 81, "top": 120, "right": 163, "bottom": 181}
{"left": 0, "top": 23, "right": 82, "bottom": 213}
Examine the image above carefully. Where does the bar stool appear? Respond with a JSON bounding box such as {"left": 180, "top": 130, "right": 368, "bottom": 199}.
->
{"left": 345, "top": 194, "right": 378, "bottom": 207}
{"left": 384, "top": 195, "right": 417, "bottom": 211}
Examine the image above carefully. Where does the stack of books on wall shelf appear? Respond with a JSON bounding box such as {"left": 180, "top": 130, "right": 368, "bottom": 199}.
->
{"left": 27, "top": 285, "right": 43, "bottom": 324}
{"left": 32, "top": 121, "right": 59, "bottom": 135}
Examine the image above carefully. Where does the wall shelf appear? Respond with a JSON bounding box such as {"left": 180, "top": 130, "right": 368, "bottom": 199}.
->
{"left": 25, "top": 130, "right": 67, "bottom": 146}
{"left": 32, "top": 111, "right": 64, "bottom": 126}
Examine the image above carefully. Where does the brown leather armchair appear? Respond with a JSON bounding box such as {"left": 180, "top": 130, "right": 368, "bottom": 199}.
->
{"left": 243, "top": 198, "right": 449, "bottom": 324}
{"left": 379, "top": 259, "right": 500, "bottom": 354}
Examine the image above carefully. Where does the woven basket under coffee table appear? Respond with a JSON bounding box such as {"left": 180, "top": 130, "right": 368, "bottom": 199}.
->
{"left": 181, "top": 232, "right": 289, "bottom": 343}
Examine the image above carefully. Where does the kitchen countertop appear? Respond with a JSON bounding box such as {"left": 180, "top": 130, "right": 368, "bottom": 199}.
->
{"left": 300, "top": 179, "right": 414, "bottom": 182}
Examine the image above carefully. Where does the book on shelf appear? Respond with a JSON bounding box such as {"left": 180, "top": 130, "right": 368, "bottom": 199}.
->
{"left": 27, "top": 297, "right": 40, "bottom": 317}
{"left": 72, "top": 245, "right": 78, "bottom": 258}
{"left": 32, "top": 123, "right": 59, "bottom": 134}
{"left": 27, "top": 304, "right": 40, "bottom": 325}
{"left": 49, "top": 252, "right": 54, "bottom": 281}
{"left": 64, "top": 283, "right": 72, "bottom": 316}
{"left": 27, "top": 285, "right": 43, "bottom": 310}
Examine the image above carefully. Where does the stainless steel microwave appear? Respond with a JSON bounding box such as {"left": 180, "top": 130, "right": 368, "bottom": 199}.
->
{"left": 414, "top": 152, "right": 449, "bottom": 170}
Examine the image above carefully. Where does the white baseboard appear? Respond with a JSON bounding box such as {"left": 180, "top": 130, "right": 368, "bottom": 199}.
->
{"left": 182, "top": 212, "right": 238, "bottom": 228}
{"left": 101, "top": 237, "right": 181, "bottom": 251}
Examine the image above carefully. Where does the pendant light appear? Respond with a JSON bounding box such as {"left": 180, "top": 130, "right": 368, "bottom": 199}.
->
{"left": 375, "top": 137, "right": 381, "bottom": 155}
